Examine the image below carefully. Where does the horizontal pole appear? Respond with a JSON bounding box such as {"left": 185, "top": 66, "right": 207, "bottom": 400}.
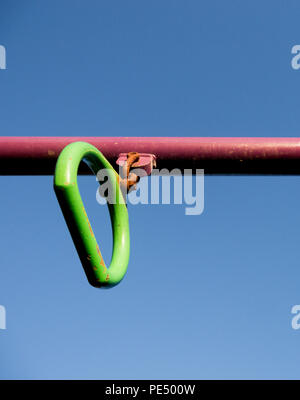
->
{"left": 0, "top": 137, "right": 300, "bottom": 175}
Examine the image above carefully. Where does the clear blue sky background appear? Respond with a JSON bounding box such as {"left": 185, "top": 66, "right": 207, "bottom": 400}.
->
{"left": 1, "top": 0, "right": 300, "bottom": 379}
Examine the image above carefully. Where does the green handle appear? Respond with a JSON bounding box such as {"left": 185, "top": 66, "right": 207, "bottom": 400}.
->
{"left": 54, "top": 141, "right": 130, "bottom": 288}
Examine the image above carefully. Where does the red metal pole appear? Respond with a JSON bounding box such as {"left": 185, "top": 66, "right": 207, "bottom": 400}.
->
{"left": 0, "top": 137, "right": 300, "bottom": 175}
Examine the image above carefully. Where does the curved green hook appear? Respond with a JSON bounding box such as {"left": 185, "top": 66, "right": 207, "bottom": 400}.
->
{"left": 54, "top": 141, "right": 130, "bottom": 288}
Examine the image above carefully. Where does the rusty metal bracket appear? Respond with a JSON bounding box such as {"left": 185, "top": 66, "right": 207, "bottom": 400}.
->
{"left": 116, "top": 152, "right": 156, "bottom": 196}
{"left": 117, "top": 153, "right": 156, "bottom": 175}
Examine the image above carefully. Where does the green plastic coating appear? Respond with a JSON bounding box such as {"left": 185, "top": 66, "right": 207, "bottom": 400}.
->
{"left": 54, "top": 141, "right": 130, "bottom": 288}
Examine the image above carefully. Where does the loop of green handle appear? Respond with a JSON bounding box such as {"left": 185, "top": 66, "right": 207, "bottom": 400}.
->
{"left": 54, "top": 141, "right": 130, "bottom": 288}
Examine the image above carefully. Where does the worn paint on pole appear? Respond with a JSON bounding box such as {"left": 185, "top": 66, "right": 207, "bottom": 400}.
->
{"left": 1, "top": 137, "right": 300, "bottom": 174}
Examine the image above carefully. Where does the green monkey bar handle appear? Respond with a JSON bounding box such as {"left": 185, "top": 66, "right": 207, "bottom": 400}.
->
{"left": 54, "top": 141, "right": 130, "bottom": 288}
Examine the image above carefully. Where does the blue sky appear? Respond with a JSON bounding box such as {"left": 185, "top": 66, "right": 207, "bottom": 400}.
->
{"left": 1, "top": 0, "right": 300, "bottom": 379}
